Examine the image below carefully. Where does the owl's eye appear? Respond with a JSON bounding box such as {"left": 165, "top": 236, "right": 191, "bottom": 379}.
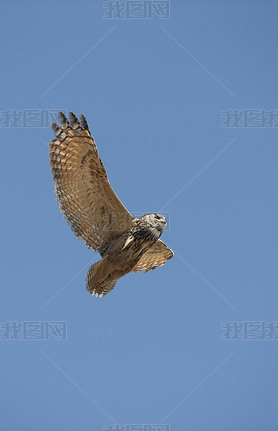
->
{"left": 154, "top": 214, "right": 160, "bottom": 219}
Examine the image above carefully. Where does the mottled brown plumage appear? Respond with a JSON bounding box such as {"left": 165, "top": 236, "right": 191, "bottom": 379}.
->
{"left": 49, "top": 112, "right": 173, "bottom": 297}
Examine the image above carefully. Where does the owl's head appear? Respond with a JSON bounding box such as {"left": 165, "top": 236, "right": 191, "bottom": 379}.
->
{"left": 140, "top": 213, "right": 167, "bottom": 238}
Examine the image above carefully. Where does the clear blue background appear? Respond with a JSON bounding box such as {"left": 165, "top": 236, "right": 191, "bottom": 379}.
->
{"left": 1, "top": 1, "right": 278, "bottom": 430}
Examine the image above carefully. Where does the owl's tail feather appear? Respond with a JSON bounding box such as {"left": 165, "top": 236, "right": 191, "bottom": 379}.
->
{"left": 86, "top": 257, "right": 118, "bottom": 298}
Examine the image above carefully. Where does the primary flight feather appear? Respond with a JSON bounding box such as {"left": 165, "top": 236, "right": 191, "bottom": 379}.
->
{"left": 49, "top": 112, "right": 173, "bottom": 297}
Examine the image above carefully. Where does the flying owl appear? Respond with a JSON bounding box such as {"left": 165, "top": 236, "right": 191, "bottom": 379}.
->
{"left": 49, "top": 112, "right": 173, "bottom": 297}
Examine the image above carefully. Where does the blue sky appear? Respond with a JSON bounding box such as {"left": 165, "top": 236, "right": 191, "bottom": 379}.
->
{"left": 1, "top": 1, "right": 278, "bottom": 430}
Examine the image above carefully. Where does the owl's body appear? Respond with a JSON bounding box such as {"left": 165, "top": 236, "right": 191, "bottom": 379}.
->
{"left": 87, "top": 215, "right": 165, "bottom": 296}
{"left": 49, "top": 112, "right": 173, "bottom": 298}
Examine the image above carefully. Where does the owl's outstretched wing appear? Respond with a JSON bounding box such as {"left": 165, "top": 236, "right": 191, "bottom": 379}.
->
{"left": 132, "top": 240, "right": 174, "bottom": 273}
{"left": 49, "top": 112, "right": 133, "bottom": 255}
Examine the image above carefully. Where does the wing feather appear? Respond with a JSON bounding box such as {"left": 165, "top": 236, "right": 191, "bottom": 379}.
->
{"left": 49, "top": 112, "right": 134, "bottom": 254}
{"left": 132, "top": 240, "right": 174, "bottom": 273}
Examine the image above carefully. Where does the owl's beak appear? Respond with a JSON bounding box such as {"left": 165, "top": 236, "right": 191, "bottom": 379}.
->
{"left": 158, "top": 219, "right": 167, "bottom": 232}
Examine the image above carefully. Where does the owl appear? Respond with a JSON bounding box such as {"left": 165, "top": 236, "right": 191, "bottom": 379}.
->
{"left": 49, "top": 112, "right": 173, "bottom": 297}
